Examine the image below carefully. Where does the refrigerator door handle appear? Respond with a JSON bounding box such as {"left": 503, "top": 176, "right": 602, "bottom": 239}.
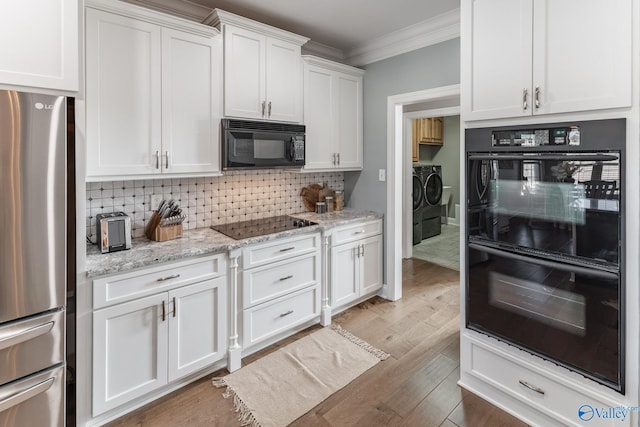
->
{"left": 0, "top": 321, "right": 54, "bottom": 351}
{"left": 0, "top": 377, "right": 54, "bottom": 413}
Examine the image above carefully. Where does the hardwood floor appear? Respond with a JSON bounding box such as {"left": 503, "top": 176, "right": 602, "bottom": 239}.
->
{"left": 106, "top": 258, "right": 528, "bottom": 427}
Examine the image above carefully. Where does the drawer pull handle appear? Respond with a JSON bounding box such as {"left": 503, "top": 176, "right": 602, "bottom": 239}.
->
{"left": 279, "top": 247, "right": 295, "bottom": 252}
{"left": 354, "top": 230, "right": 365, "bottom": 235}
{"left": 279, "top": 310, "right": 294, "bottom": 317}
{"left": 157, "top": 274, "right": 181, "bottom": 282}
{"left": 279, "top": 275, "right": 293, "bottom": 281}
{"left": 519, "top": 380, "right": 545, "bottom": 395}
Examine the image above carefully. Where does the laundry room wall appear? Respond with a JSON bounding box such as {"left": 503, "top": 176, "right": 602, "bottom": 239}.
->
{"left": 419, "top": 115, "right": 460, "bottom": 223}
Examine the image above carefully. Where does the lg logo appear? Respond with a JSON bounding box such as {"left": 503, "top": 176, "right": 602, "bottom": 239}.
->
{"left": 34, "top": 102, "right": 54, "bottom": 110}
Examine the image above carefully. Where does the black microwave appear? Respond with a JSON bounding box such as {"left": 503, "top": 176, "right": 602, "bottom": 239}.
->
{"left": 222, "top": 119, "right": 305, "bottom": 169}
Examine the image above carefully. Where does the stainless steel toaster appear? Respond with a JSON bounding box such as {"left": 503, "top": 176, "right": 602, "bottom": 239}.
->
{"left": 96, "top": 212, "right": 131, "bottom": 253}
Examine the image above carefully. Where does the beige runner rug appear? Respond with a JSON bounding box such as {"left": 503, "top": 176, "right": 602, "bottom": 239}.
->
{"left": 213, "top": 325, "right": 390, "bottom": 427}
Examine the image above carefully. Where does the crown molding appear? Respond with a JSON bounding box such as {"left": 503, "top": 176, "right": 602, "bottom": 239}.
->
{"left": 346, "top": 8, "right": 460, "bottom": 67}
{"left": 119, "top": 0, "right": 211, "bottom": 22}
{"left": 203, "top": 9, "right": 309, "bottom": 45}
{"left": 301, "top": 41, "right": 345, "bottom": 63}
{"left": 301, "top": 55, "right": 364, "bottom": 76}
{"left": 87, "top": 0, "right": 218, "bottom": 37}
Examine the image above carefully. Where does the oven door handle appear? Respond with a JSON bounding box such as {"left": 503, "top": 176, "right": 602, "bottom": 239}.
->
{"left": 468, "top": 243, "right": 619, "bottom": 280}
{"left": 467, "top": 154, "right": 618, "bottom": 162}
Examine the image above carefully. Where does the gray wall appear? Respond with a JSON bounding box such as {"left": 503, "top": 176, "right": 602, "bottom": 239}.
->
{"left": 419, "top": 115, "right": 460, "bottom": 222}
{"left": 344, "top": 38, "right": 460, "bottom": 216}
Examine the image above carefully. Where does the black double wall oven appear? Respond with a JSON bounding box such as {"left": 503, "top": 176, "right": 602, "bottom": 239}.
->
{"left": 465, "top": 119, "right": 625, "bottom": 392}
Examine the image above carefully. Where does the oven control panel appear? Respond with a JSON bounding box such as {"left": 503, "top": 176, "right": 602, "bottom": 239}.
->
{"left": 492, "top": 126, "right": 581, "bottom": 147}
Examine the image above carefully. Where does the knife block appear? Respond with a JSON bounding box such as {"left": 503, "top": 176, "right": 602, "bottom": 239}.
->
{"left": 145, "top": 211, "right": 183, "bottom": 242}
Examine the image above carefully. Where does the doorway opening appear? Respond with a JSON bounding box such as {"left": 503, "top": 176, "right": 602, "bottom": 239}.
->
{"left": 384, "top": 84, "right": 460, "bottom": 302}
{"left": 407, "top": 112, "right": 460, "bottom": 271}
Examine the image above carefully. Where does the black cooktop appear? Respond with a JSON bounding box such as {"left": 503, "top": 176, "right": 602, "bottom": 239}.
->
{"left": 210, "top": 215, "right": 316, "bottom": 240}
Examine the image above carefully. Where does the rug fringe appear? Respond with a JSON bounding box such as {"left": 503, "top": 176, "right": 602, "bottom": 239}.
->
{"left": 329, "top": 324, "right": 390, "bottom": 360}
{"left": 212, "top": 378, "right": 262, "bottom": 427}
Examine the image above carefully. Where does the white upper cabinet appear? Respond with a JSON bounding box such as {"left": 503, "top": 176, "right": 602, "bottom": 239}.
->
{"left": 206, "top": 10, "right": 308, "bottom": 123}
{"left": 0, "top": 0, "right": 79, "bottom": 93}
{"left": 86, "top": 8, "right": 162, "bottom": 177}
{"left": 162, "top": 29, "right": 220, "bottom": 174}
{"left": 85, "top": 0, "right": 221, "bottom": 180}
{"left": 302, "top": 56, "right": 364, "bottom": 171}
{"left": 462, "top": 0, "right": 632, "bottom": 121}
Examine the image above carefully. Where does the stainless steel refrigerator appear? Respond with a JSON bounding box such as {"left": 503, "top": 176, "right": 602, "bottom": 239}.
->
{"left": 0, "top": 90, "right": 67, "bottom": 426}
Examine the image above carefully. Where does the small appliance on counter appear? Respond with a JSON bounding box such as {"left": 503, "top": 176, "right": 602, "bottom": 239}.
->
{"left": 96, "top": 212, "right": 131, "bottom": 253}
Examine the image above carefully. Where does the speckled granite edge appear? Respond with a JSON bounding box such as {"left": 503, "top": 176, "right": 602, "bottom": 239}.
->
{"left": 85, "top": 209, "right": 382, "bottom": 278}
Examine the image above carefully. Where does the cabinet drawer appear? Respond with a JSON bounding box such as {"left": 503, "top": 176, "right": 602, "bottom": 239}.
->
{"left": 470, "top": 343, "right": 628, "bottom": 427}
{"left": 94, "top": 254, "right": 225, "bottom": 309}
{"left": 332, "top": 220, "right": 382, "bottom": 246}
{"left": 243, "top": 285, "right": 320, "bottom": 347}
{"left": 243, "top": 253, "right": 319, "bottom": 308}
{"left": 242, "top": 233, "right": 319, "bottom": 269}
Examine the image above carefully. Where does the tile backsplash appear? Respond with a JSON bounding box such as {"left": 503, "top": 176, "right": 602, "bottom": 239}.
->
{"left": 85, "top": 170, "right": 344, "bottom": 243}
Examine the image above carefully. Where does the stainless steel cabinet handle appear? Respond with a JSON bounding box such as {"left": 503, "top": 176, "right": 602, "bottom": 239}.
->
{"left": 519, "top": 380, "right": 545, "bottom": 395}
{"left": 354, "top": 230, "right": 365, "bottom": 235}
{"left": 172, "top": 297, "right": 177, "bottom": 318}
{"left": 332, "top": 153, "right": 336, "bottom": 165}
{"left": 155, "top": 151, "right": 160, "bottom": 169}
{"left": 165, "top": 151, "right": 169, "bottom": 169}
{"left": 356, "top": 245, "right": 361, "bottom": 258}
{"left": 361, "top": 243, "right": 365, "bottom": 257}
{"left": 261, "top": 101, "right": 266, "bottom": 117}
{"left": 0, "top": 321, "right": 54, "bottom": 351}
{"left": 534, "top": 86, "right": 540, "bottom": 109}
{"left": 161, "top": 301, "right": 166, "bottom": 322}
{"left": 0, "top": 377, "right": 54, "bottom": 413}
{"left": 279, "top": 310, "right": 294, "bottom": 317}
{"left": 522, "top": 88, "right": 528, "bottom": 110}
{"left": 279, "top": 247, "right": 295, "bottom": 252}
{"left": 337, "top": 153, "right": 340, "bottom": 165}
{"left": 279, "top": 275, "right": 293, "bottom": 281}
{"left": 268, "top": 101, "right": 272, "bottom": 118}
{"left": 157, "top": 274, "right": 181, "bottom": 282}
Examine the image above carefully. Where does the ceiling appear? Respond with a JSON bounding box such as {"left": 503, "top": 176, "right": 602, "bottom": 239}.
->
{"left": 126, "top": 0, "right": 460, "bottom": 54}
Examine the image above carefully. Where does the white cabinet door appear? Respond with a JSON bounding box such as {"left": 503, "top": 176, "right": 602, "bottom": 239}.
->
{"left": 330, "top": 242, "right": 359, "bottom": 307}
{"left": 93, "top": 293, "right": 168, "bottom": 416}
{"left": 168, "top": 277, "right": 227, "bottom": 382}
{"left": 303, "top": 65, "right": 335, "bottom": 170}
{"left": 335, "top": 73, "right": 363, "bottom": 169}
{"left": 462, "top": 0, "right": 533, "bottom": 121}
{"left": 223, "top": 25, "right": 264, "bottom": 120}
{"left": 265, "top": 38, "right": 302, "bottom": 122}
{"left": 360, "top": 235, "right": 383, "bottom": 296}
{"left": 532, "top": 0, "right": 632, "bottom": 115}
{"left": 0, "top": 0, "right": 78, "bottom": 92}
{"left": 86, "top": 9, "right": 162, "bottom": 177}
{"left": 162, "top": 29, "right": 220, "bottom": 174}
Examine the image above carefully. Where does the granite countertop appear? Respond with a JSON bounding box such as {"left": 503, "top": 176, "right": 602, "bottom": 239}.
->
{"left": 85, "top": 208, "right": 382, "bottom": 278}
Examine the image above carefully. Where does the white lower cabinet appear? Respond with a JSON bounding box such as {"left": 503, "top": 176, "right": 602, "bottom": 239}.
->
{"left": 330, "top": 220, "right": 383, "bottom": 310}
{"left": 240, "top": 233, "right": 321, "bottom": 349}
{"left": 92, "top": 256, "right": 227, "bottom": 416}
{"left": 463, "top": 335, "right": 631, "bottom": 427}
